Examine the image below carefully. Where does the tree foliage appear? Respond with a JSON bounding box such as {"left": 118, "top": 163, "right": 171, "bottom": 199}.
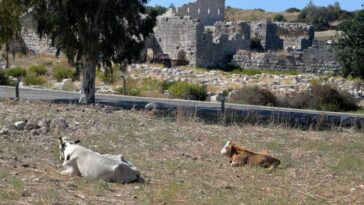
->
{"left": 145, "top": 5, "right": 167, "bottom": 16}
{"left": 336, "top": 9, "right": 364, "bottom": 79}
{"left": 297, "top": 1, "right": 353, "bottom": 31}
{"left": 30, "top": 0, "right": 157, "bottom": 103}
{"left": 0, "top": 0, "right": 28, "bottom": 67}
{"left": 285, "top": 8, "right": 301, "bottom": 13}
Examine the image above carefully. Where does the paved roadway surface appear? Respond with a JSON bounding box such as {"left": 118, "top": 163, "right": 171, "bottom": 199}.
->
{"left": 0, "top": 85, "right": 363, "bottom": 122}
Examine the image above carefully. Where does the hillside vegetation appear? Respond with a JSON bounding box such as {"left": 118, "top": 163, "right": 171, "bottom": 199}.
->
{"left": 225, "top": 8, "right": 299, "bottom": 22}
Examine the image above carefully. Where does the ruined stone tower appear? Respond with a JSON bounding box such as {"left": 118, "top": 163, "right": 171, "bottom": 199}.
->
{"left": 166, "top": 0, "right": 225, "bottom": 26}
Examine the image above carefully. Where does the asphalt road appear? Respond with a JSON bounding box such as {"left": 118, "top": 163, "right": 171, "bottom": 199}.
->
{"left": 0, "top": 85, "right": 363, "bottom": 120}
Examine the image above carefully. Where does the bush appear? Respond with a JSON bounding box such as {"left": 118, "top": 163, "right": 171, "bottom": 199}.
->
{"left": 278, "top": 92, "right": 311, "bottom": 109}
{"left": 96, "top": 65, "right": 121, "bottom": 84}
{"left": 52, "top": 65, "right": 74, "bottom": 82}
{"left": 23, "top": 74, "right": 47, "bottom": 86}
{"left": 0, "top": 70, "right": 10, "bottom": 85}
{"left": 127, "top": 87, "right": 141, "bottom": 96}
{"left": 278, "top": 83, "right": 358, "bottom": 112}
{"left": 5, "top": 67, "right": 26, "bottom": 78}
{"left": 229, "top": 86, "right": 277, "bottom": 106}
{"left": 28, "top": 65, "right": 48, "bottom": 76}
{"left": 273, "top": 14, "right": 286, "bottom": 22}
{"left": 309, "top": 83, "right": 358, "bottom": 112}
{"left": 161, "top": 80, "right": 174, "bottom": 91}
{"left": 168, "top": 81, "right": 207, "bottom": 101}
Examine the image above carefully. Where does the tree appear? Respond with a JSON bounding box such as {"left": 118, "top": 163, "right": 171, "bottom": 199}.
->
{"left": 336, "top": 9, "right": 364, "bottom": 79}
{"left": 30, "top": 0, "right": 157, "bottom": 103}
{"left": 297, "top": 1, "right": 352, "bottom": 31}
{"left": 0, "top": 0, "right": 27, "bottom": 68}
{"left": 285, "top": 8, "right": 301, "bottom": 13}
{"left": 146, "top": 5, "right": 167, "bottom": 16}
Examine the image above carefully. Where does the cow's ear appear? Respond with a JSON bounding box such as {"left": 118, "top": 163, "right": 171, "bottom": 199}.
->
{"left": 74, "top": 139, "right": 80, "bottom": 144}
{"left": 58, "top": 137, "right": 63, "bottom": 145}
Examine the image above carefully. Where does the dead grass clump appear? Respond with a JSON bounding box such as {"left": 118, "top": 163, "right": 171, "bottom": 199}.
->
{"left": 229, "top": 86, "right": 277, "bottom": 106}
{"left": 279, "top": 83, "right": 359, "bottom": 112}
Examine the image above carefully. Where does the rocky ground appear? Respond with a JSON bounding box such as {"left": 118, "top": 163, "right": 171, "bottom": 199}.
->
{"left": 129, "top": 64, "right": 364, "bottom": 99}
{"left": 0, "top": 100, "right": 363, "bottom": 204}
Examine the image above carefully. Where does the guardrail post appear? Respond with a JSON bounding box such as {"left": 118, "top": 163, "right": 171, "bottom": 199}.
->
{"left": 221, "top": 94, "right": 225, "bottom": 113}
{"left": 15, "top": 77, "right": 21, "bottom": 101}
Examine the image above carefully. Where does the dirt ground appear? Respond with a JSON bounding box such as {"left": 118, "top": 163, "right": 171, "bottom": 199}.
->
{"left": 0, "top": 100, "right": 363, "bottom": 205}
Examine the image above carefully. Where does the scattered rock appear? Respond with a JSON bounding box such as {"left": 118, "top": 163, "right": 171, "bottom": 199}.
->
{"left": 14, "top": 121, "right": 27, "bottom": 130}
{"left": 24, "top": 122, "right": 37, "bottom": 131}
{"left": 30, "top": 129, "right": 39, "bottom": 136}
{"left": 0, "top": 128, "right": 9, "bottom": 135}
{"left": 37, "top": 119, "right": 51, "bottom": 128}
{"left": 50, "top": 117, "right": 69, "bottom": 130}
{"left": 145, "top": 103, "right": 158, "bottom": 111}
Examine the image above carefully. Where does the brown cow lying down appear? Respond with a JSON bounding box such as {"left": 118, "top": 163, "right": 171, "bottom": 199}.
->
{"left": 220, "top": 141, "right": 280, "bottom": 170}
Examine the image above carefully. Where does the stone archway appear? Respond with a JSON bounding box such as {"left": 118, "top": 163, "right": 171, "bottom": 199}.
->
{"left": 176, "top": 49, "right": 189, "bottom": 66}
{"left": 177, "top": 49, "right": 187, "bottom": 61}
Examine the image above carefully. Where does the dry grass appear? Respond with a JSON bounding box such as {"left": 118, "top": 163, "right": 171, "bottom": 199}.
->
{"left": 315, "top": 30, "right": 343, "bottom": 41}
{"left": 0, "top": 101, "right": 364, "bottom": 204}
{"left": 225, "top": 9, "right": 300, "bottom": 22}
{"left": 8, "top": 53, "right": 70, "bottom": 69}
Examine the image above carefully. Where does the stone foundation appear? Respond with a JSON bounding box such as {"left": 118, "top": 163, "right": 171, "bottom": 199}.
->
{"left": 233, "top": 41, "right": 340, "bottom": 75}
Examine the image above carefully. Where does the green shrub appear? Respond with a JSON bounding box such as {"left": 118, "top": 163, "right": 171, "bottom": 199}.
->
{"left": 28, "top": 65, "right": 48, "bottom": 76}
{"left": 127, "top": 87, "right": 141, "bottom": 96}
{"left": 229, "top": 86, "right": 277, "bottom": 106}
{"left": 168, "top": 81, "right": 207, "bottom": 101}
{"left": 0, "top": 70, "right": 10, "bottom": 85}
{"left": 23, "top": 74, "right": 47, "bottom": 86}
{"left": 97, "top": 65, "right": 121, "bottom": 84}
{"left": 5, "top": 67, "right": 26, "bottom": 78}
{"left": 161, "top": 80, "right": 174, "bottom": 91}
{"left": 273, "top": 14, "right": 286, "bottom": 22}
{"left": 52, "top": 65, "right": 74, "bottom": 82}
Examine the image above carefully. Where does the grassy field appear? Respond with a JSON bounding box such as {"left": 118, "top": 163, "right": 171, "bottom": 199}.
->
{"left": 0, "top": 100, "right": 363, "bottom": 205}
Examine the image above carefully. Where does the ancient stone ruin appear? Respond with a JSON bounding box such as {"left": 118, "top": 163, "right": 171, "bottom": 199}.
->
{"left": 139, "top": 0, "right": 343, "bottom": 74}
{"left": 8, "top": 0, "right": 341, "bottom": 74}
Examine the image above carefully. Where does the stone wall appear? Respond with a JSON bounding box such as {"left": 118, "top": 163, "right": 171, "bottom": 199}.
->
{"left": 275, "top": 22, "right": 314, "bottom": 50}
{"left": 167, "top": 0, "right": 225, "bottom": 26}
{"left": 250, "top": 21, "right": 314, "bottom": 51}
{"left": 20, "top": 12, "right": 57, "bottom": 55}
{"left": 232, "top": 40, "right": 340, "bottom": 75}
{"left": 152, "top": 16, "right": 200, "bottom": 65}
{"left": 196, "top": 21, "right": 251, "bottom": 67}
{"left": 20, "top": 28, "right": 57, "bottom": 55}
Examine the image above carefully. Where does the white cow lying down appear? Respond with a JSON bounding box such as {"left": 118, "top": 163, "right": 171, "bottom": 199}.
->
{"left": 58, "top": 137, "right": 144, "bottom": 183}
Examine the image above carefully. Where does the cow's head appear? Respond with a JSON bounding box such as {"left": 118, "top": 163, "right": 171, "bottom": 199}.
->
{"left": 220, "top": 141, "right": 235, "bottom": 156}
{"left": 58, "top": 137, "right": 80, "bottom": 161}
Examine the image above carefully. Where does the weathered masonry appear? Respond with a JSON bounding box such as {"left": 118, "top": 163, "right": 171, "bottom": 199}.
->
{"left": 8, "top": 0, "right": 342, "bottom": 74}
{"left": 143, "top": 0, "right": 317, "bottom": 68}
